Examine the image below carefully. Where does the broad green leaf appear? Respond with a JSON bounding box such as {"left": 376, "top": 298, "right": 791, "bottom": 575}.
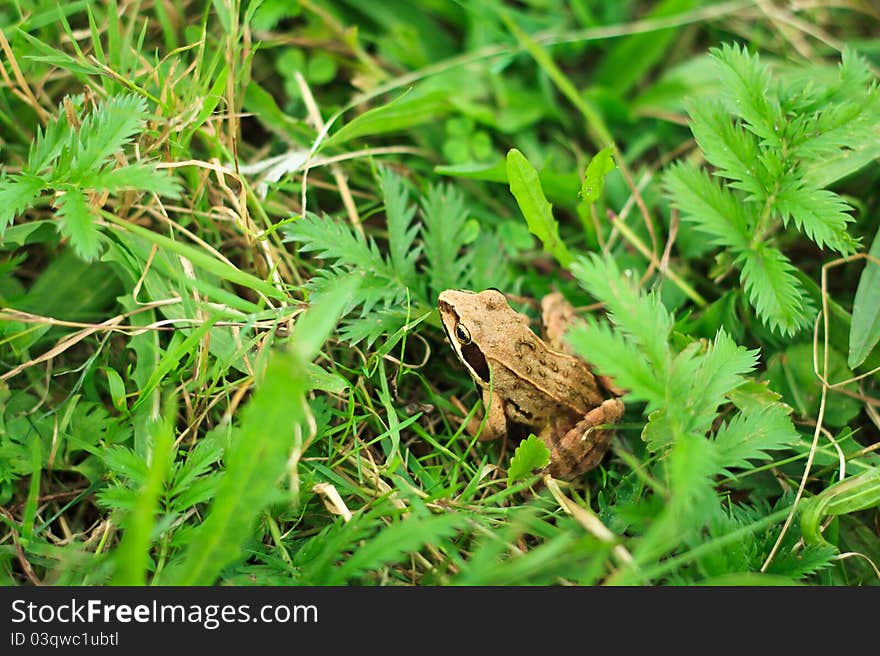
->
{"left": 507, "top": 434, "right": 551, "bottom": 484}
{"left": 848, "top": 227, "right": 880, "bottom": 368}
{"left": 766, "top": 342, "right": 861, "bottom": 427}
{"left": 506, "top": 148, "right": 573, "bottom": 268}
{"left": 580, "top": 146, "right": 616, "bottom": 203}
{"left": 291, "top": 273, "right": 361, "bottom": 361}
{"left": 434, "top": 160, "right": 508, "bottom": 182}
{"left": 324, "top": 90, "right": 450, "bottom": 148}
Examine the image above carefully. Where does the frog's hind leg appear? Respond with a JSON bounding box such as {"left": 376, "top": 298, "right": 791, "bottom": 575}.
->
{"left": 545, "top": 399, "right": 624, "bottom": 479}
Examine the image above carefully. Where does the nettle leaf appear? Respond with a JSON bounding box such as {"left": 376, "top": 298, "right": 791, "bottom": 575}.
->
{"left": 711, "top": 43, "right": 782, "bottom": 146}
{"left": 56, "top": 189, "right": 100, "bottom": 261}
{"left": 739, "top": 244, "right": 813, "bottom": 336}
{"left": 774, "top": 182, "right": 857, "bottom": 255}
{"left": 687, "top": 99, "right": 764, "bottom": 197}
{"left": 421, "top": 182, "right": 474, "bottom": 294}
{"left": 713, "top": 404, "right": 798, "bottom": 476}
{"left": 507, "top": 434, "right": 551, "bottom": 483}
{"left": 506, "top": 148, "right": 573, "bottom": 267}
{"left": 664, "top": 163, "right": 751, "bottom": 252}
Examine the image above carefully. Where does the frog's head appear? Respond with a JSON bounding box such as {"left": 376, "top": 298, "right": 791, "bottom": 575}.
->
{"left": 438, "top": 289, "right": 529, "bottom": 385}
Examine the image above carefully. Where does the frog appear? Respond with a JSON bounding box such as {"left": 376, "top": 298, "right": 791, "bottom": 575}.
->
{"left": 438, "top": 288, "right": 624, "bottom": 479}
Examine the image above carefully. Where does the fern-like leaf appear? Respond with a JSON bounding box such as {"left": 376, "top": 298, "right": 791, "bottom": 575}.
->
{"left": 421, "top": 183, "right": 473, "bottom": 294}
{"left": 84, "top": 163, "right": 181, "bottom": 197}
{"left": 56, "top": 189, "right": 100, "bottom": 261}
{"left": 0, "top": 174, "right": 44, "bottom": 235}
{"left": 713, "top": 403, "right": 798, "bottom": 476}
{"left": 285, "top": 213, "right": 393, "bottom": 280}
{"left": 378, "top": 167, "right": 419, "bottom": 286}
{"left": 566, "top": 318, "right": 664, "bottom": 407}
{"left": 711, "top": 43, "right": 782, "bottom": 146}
{"left": 739, "top": 244, "right": 812, "bottom": 336}
{"left": 686, "top": 330, "right": 759, "bottom": 435}
{"left": 664, "top": 163, "right": 751, "bottom": 252}
{"left": 687, "top": 99, "right": 765, "bottom": 198}
{"left": 774, "top": 182, "right": 857, "bottom": 255}
{"left": 69, "top": 95, "right": 149, "bottom": 179}
{"left": 570, "top": 253, "right": 672, "bottom": 372}
{"left": 26, "top": 111, "right": 69, "bottom": 174}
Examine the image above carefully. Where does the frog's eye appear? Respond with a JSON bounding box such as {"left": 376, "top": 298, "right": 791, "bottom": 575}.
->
{"left": 455, "top": 322, "right": 472, "bottom": 344}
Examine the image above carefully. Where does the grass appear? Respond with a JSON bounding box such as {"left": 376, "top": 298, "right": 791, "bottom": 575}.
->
{"left": 1, "top": 0, "right": 879, "bottom": 586}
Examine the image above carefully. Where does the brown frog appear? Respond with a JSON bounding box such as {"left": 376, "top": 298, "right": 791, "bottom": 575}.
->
{"left": 438, "top": 289, "right": 624, "bottom": 479}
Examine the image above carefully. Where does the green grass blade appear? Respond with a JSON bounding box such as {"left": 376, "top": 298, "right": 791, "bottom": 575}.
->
{"left": 164, "top": 276, "right": 358, "bottom": 585}
{"left": 848, "top": 227, "right": 880, "bottom": 368}
{"left": 111, "top": 394, "right": 176, "bottom": 585}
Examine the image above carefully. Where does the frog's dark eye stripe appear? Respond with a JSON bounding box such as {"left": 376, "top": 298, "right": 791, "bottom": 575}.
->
{"left": 454, "top": 322, "right": 471, "bottom": 344}
{"left": 460, "top": 342, "right": 490, "bottom": 383}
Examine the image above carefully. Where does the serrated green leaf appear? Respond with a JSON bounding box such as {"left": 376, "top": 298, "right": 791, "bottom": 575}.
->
{"left": 507, "top": 434, "right": 551, "bottom": 483}
{"left": 378, "top": 167, "right": 419, "bottom": 285}
{"left": 711, "top": 43, "right": 782, "bottom": 146}
{"left": 686, "top": 331, "right": 759, "bottom": 435}
{"left": 687, "top": 99, "right": 764, "bottom": 197}
{"left": 713, "top": 404, "right": 798, "bottom": 476}
{"left": 774, "top": 183, "right": 856, "bottom": 255}
{"left": 506, "top": 148, "right": 573, "bottom": 267}
{"left": 739, "top": 244, "right": 812, "bottom": 336}
{"left": 571, "top": 253, "right": 672, "bottom": 373}
{"left": 0, "top": 174, "right": 44, "bottom": 234}
{"left": 26, "top": 113, "right": 69, "bottom": 174}
{"left": 664, "top": 162, "right": 751, "bottom": 252}
{"left": 580, "top": 146, "right": 615, "bottom": 203}
{"left": 56, "top": 189, "right": 100, "bottom": 261}
{"left": 85, "top": 163, "right": 181, "bottom": 198}
{"left": 69, "top": 95, "right": 148, "bottom": 178}
{"left": 421, "top": 182, "right": 473, "bottom": 294}
{"left": 849, "top": 227, "right": 880, "bottom": 368}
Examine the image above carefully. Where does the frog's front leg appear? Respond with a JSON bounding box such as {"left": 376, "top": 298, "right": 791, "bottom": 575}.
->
{"left": 544, "top": 398, "right": 624, "bottom": 479}
{"left": 476, "top": 388, "right": 508, "bottom": 441}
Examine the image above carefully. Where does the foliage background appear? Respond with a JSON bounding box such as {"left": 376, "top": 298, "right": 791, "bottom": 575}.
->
{"left": 0, "top": 0, "right": 879, "bottom": 585}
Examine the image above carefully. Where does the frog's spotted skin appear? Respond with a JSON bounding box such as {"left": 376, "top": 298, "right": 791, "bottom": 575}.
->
{"left": 438, "top": 289, "right": 624, "bottom": 479}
